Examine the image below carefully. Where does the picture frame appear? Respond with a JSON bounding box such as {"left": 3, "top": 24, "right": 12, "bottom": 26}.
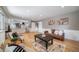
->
{"left": 48, "top": 17, "right": 69, "bottom": 25}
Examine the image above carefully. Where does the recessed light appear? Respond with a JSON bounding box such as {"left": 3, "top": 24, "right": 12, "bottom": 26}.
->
{"left": 26, "top": 10, "right": 30, "bottom": 13}
{"left": 61, "top": 6, "right": 64, "bottom": 8}
{"left": 40, "top": 14, "right": 42, "bottom": 17}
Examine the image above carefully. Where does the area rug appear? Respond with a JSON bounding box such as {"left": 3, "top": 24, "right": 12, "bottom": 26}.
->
{"left": 32, "top": 40, "right": 65, "bottom": 52}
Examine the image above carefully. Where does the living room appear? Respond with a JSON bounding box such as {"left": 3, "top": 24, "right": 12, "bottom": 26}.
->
{"left": 0, "top": 6, "right": 79, "bottom": 52}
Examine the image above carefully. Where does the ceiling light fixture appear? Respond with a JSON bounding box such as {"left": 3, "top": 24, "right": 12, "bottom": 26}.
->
{"left": 61, "top": 6, "right": 64, "bottom": 8}
{"left": 40, "top": 14, "right": 42, "bottom": 17}
{"left": 26, "top": 10, "right": 30, "bottom": 13}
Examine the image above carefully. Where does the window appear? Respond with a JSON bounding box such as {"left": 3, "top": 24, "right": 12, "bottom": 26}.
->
{"left": 0, "top": 14, "right": 4, "bottom": 30}
{"left": 0, "top": 10, "right": 5, "bottom": 45}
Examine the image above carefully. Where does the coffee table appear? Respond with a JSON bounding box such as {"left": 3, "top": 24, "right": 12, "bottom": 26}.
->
{"left": 34, "top": 34, "right": 53, "bottom": 50}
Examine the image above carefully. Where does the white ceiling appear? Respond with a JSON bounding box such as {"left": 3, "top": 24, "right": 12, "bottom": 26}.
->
{"left": 5, "top": 6, "right": 79, "bottom": 21}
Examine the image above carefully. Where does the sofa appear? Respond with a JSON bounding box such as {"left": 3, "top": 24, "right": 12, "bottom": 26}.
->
{"left": 51, "top": 29, "right": 64, "bottom": 41}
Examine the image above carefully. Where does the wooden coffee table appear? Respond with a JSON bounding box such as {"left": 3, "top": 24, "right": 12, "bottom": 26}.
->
{"left": 35, "top": 34, "right": 53, "bottom": 50}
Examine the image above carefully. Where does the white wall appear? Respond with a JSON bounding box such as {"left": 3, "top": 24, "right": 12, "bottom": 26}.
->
{"left": 64, "top": 30, "right": 79, "bottom": 41}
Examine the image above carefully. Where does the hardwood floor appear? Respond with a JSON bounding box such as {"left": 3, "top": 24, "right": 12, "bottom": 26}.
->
{"left": 64, "top": 40, "right": 79, "bottom": 52}
{"left": 5, "top": 32, "right": 79, "bottom": 52}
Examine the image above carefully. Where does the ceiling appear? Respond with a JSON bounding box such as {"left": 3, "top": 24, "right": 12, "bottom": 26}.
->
{"left": 4, "top": 6, "right": 79, "bottom": 21}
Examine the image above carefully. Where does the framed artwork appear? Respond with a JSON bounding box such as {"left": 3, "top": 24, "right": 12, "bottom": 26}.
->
{"left": 48, "top": 19, "right": 55, "bottom": 25}
{"left": 60, "top": 17, "right": 69, "bottom": 25}
{"left": 48, "top": 17, "right": 69, "bottom": 25}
